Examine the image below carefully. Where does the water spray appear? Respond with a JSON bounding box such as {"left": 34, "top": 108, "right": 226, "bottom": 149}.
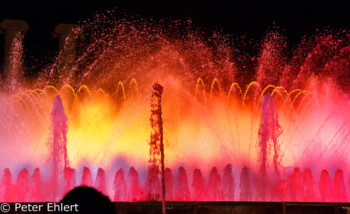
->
{"left": 149, "top": 82, "right": 166, "bottom": 214}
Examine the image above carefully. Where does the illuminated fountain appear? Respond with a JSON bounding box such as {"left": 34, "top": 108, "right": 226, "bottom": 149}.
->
{"left": 0, "top": 16, "right": 349, "bottom": 202}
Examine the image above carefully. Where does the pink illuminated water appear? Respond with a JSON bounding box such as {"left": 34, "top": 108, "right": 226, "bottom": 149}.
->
{"left": 0, "top": 15, "right": 349, "bottom": 202}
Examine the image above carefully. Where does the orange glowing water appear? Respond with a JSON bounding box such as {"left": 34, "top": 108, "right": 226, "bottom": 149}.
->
{"left": 4, "top": 78, "right": 349, "bottom": 173}
{"left": 0, "top": 16, "right": 349, "bottom": 201}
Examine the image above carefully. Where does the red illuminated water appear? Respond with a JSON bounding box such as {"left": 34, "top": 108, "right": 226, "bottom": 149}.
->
{"left": 0, "top": 16, "right": 349, "bottom": 202}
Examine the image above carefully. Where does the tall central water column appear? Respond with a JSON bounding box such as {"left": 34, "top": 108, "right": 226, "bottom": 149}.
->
{"left": 258, "top": 94, "right": 282, "bottom": 200}
{"left": 50, "top": 95, "right": 70, "bottom": 200}
{"left": 148, "top": 82, "right": 166, "bottom": 214}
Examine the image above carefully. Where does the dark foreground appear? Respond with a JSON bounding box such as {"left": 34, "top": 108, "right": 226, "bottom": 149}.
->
{"left": 5, "top": 202, "right": 350, "bottom": 214}
{"left": 115, "top": 202, "right": 350, "bottom": 214}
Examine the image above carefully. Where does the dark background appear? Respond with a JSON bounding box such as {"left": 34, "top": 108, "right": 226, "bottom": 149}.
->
{"left": 0, "top": 0, "right": 348, "bottom": 70}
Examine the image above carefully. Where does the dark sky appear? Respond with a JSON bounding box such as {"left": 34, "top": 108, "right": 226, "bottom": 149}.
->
{"left": 0, "top": 0, "right": 349, "bottom": 69}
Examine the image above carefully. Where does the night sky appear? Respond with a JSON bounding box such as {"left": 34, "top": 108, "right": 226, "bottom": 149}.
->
{"left": 0, "top": 0, "right": 348, "bottom": 70}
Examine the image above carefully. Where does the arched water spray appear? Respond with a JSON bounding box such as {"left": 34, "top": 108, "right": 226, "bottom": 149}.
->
{"left": 195, "top": 78, "right": 206, "bottom": 100}
{"left": 209, "top": 78, "right": 221, "bottom": 101}
{"left": 128, "top": 78, "right": 139, "bottom": 96}
{"left": 116, "top": 81, "right": 126, "bottom": 101}
{"left": 242, "top": 81, "right": 261, "bottom": 106}
{"left": 0, "top": 15, "right": 349, "bottom": 204}
{"left": 227, "top": 82, "right": 243, "bottom": 105}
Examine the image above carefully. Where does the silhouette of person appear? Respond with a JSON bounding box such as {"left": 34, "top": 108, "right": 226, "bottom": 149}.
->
{"left": 56, "top": 186, "right": 116, "bottom": 214}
